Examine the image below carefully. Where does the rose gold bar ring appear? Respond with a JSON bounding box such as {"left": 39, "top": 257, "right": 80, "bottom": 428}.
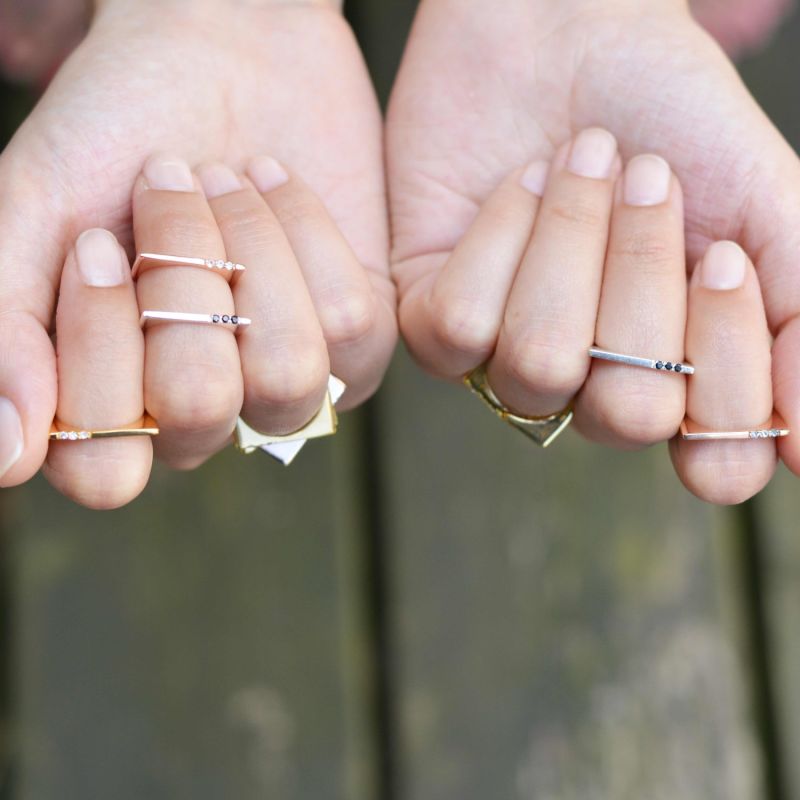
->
{"left": 50, "top": 414, "right": 159, "bottom": 441}
{"left": 132, "top": 253, "right": 246, "bottom": 282}
{"left": 139, "top": 310, "right": 251, "bottom": 331}
{"left": 680, "top": 414, "right": 790, "bottom": 441}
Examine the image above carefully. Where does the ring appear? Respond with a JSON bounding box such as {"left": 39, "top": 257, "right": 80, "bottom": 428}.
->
{"left": 139, "top": 310, "right": 251, "bottom": 330}
{"left": 680, "top": 413, "right": 789, "bottom": 441}
{"left": 50, "top": 414, "right": 159, "bottom": 441}
{"left": 464, "top": 364, "right": 573, "bottom": 448}
{"left": 132, "top": 253, "right": 245, "bottom": 281}
{"left": 235, "top": 375, "right": 347, "bottom": 465}
{"left": 589, "top": 347, "right": 694, "bottom": 375}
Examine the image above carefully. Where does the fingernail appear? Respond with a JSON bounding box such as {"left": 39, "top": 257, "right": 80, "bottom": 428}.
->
{"left": 247, "top": 156, "right": 289, "bottom": 194}
{"left": 76, "top": 228, "right": 127, "bottom": 287}
{"left": 624, "top": 154, "right": 671, "bottom": 206}
{"left": 0, "top": 397, "right": 23, "bottom": 479}
{"left": 143, "top": 154, "right": 194, "bottom": 192}
{"left": 198, "top": 163, "right": 242, "bottom": 199}
{"left": 700, "top": 241, "right": 747, "bottom": 290}
{"left": 567, "top": 128, "right": 618, "bottom": 180}
{"left": 520, "top": 160, "right": 549, "bottom": 196}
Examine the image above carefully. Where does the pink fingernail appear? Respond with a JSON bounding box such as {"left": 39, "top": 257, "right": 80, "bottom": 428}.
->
{"left": 247, "top": 156, "right": 289, "bottom": 194}
{"left": 624, "top": 154, "right": 671, "bottom": 207}
{"left": 76, "top": 229, "right": 127, "bottom": 287}
{"left": 198, "top": 163, "right": 242, "bottom": 199}
{"left": 0, "top": 397, "right": 23, "bottom": 479}
{"left": 520, "top": 160, "right": 549, "bottom": 196}
{"left": 143, "top": 154, "right": 194, "bottom": 192}
{"left": 567, "top": 128, "right": 618, "bottom": 180}
{"left": 700, "top": 241, "right": 747, "bottom": 290}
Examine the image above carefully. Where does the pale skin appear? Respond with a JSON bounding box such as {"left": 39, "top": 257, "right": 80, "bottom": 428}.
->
{"left": 0, "top": 0, "right": 397, "bottom": 506}
{"left": 387, "top": 0, "right": 800, "bottom": 486}
{"left": 0, "top": 0, "right": 795, "bottom": 507}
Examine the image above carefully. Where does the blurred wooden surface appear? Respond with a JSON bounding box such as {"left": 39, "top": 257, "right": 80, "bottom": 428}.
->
{"left": 1, "top": 1, "right": 800, "bottom": 799}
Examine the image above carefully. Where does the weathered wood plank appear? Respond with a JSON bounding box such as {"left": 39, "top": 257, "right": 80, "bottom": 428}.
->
{"left": 374, "top": 349, "right": 763, "bottom": 800}
{"left": 5, "top": 422, "right": 377, "bottom": 800}
{"left": 737, "top": 10, "right": 800, "bottom": 800}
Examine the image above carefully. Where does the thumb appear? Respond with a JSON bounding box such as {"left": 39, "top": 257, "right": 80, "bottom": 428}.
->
{"left": 0, "top": 148, "right": 64, "bottom": 486}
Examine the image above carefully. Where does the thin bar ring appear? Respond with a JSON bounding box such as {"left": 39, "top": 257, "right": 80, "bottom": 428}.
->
{"left": 680, "top": 413, "right": 790, "bottom": 441}
{"left": 50, "top": 414, "right": 159, "bottom": 441}
{"left": 464, "top": 364, "right": 573, "bottom": 448}
{"left": 589, "top": 346, "right": 695, "bottom": 375}
{"left": 132, "top": 253, "right": 246, "bottom": 282}
{"left": 139, "top": 310, "right": 251, "bottom": 331}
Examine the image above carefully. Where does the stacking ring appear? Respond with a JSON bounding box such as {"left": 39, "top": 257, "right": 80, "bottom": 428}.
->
{"left": 235, "top": 375, "right": 347, "bottom": 465}
{"left": 464, "top": 364, "right": 573, "bottom": 448}
{"left": 589, "top": 347, "right": 694, "bottom": 375}
{"left": 140, "top": 310, "right": 251, "bottom": 331}
{"left": 680, "top": 414, "right": 790, "bottom": 441}
{"left": 50, "top": 414, "right": 159, "bottom": 441}
{"left": 132, "top": 253, "right": 245, "bottom": 282}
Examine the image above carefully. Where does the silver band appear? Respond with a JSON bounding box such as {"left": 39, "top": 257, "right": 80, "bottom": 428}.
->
{"left": 589, "top": 346, "right": 694, "bottom": 375}
{"left": 132, "top": 253, "right": 245, "bottom": 280}
{"left": 140, "top": 310, "right": 251, "bottom": 330}
{"left": 680, "top": 415, "right": 789, "bottom": 441}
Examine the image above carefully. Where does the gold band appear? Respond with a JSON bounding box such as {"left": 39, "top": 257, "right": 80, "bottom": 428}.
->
{"left": 49, "top": 414, "right": 159, "bottom": 441}
{"left": 464, "top": 364, "right": 572, "bottom": 448}
{"left": 235, "top": 375, "right": 347, "bottom": 465}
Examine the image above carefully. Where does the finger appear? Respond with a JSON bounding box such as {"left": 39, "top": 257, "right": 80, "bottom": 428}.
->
{"left": 670, "top": 241, "right": 776, "bottom": 505}
{"left": 487, "top": 128, "right": 620, "bottom": 416}
{"left": 43, "top": 229, "right": 151, "bottom": 509}
{"left": 575, "top": 155, "right": 687, "bottom": 448}
{"left": 197, "top": 161, "right": 329, "bottom": 435}
{"left": 0, "top": 158, "right": 59, "bottom": 488}
{"left": 398, "top": 161, "right": 546, "bottom": 380}
{"left": 249, "top": 157, "right": 398, "bottom": 410}
{"left": 134, "top": 154, "right": 242, "bottom": 469}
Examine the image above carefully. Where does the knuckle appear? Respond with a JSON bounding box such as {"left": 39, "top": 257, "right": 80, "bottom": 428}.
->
{"left": 683, "top": 456, "right": 772, "bottom": 506}
{"left": 611, "top": 230, "right": 674, "bottom": 272}
{"left": 153, "top": 374, "right": 241, "bottom": 434}
{"left": 246, "top": 338, "right": 329, "bottom": 411}
{"left": 430, "top": 295, "right": 496, "bottom": 357}
{"left": 272, "top": 194, "right": 322, "bottom": 227}
{"left": 548, "top": 198, "right": 606, "bottom": 231}
{"left": 155, "top": 208, "right": 220, "bottom": 249}
{"left": 596, "top": 388, "right": 683, "bottom": 447}
{"left": 506, "top": 334, "right": 587, "bottom": 398}
{"left": 322, "top": 290, "right": 376, "bottom": 347}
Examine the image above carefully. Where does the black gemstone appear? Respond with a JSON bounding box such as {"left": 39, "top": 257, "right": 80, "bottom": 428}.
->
{"left": 222, "top": 314, "right": 230, "bottom": 323}
{"left": 231, "top": 315, "right": 239, "bottom": 325}
{"left": 674, "top": 364, "right": 683, "bottom": 373}
{"left": 212, "top": 314, "right": 221, "bottom": 323}
{"left": 665, "top": 362, "right": 673, "bottom": 371}
{"left": 655, "top": 361, "right": 664, "bottom": 370}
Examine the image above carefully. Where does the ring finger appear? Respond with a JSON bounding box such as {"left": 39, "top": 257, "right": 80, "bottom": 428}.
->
{"left": 575, "top": 154, "right": 687, "bottom": 448}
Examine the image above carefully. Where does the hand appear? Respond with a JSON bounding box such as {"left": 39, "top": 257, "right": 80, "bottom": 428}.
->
{"left": 0, "top": 0, "right": 396, "bottom": 506}
{"left": 387, "top": 0, "right": 800, "bottom": 480}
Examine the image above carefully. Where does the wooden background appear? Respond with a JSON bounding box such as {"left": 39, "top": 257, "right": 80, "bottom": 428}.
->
{"left": 1, "top": 1, "right": 800, "bottom": 798}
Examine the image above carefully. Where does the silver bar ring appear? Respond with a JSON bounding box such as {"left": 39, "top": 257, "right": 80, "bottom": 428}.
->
{"left": 589, "top": 346, "right": 694, "bottom": 375}
{"left": 139, "top": 310, "right": 251, "bottom": 331}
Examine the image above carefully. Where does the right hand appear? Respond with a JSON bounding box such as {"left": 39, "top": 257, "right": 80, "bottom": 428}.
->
{"left": 0, "top": 0, "right": 396, "bottom": 507}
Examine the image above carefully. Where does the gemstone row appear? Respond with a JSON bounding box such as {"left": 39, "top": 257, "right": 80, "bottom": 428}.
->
{"left": 749, "top": 429, "right": 782, "bottom": 439}
{"left": 655, "top": 361, "right": 684, "bottom": 373}
{"left": 204, "top": 259, "right": 243, "bottom": 272}
{"left": 56, "top": 431, "right": 91, "bottom": 441}
{"left": 211, "top": 314, "right": 240, "bottom": 325}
